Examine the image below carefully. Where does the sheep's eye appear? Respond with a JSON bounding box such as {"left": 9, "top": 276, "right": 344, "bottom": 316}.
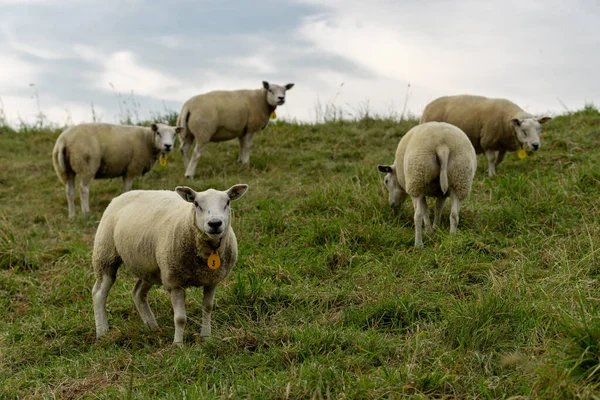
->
{"left": 156, "top": 131, "right": 161, "bottom": 137}
{"left": 224, "top": 199, "right": 230, "bottom": 209}
{"left": 194, "top": 201, "right": 203, "bottom": 211}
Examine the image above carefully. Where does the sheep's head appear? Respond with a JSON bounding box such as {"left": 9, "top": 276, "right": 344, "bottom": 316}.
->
{"left": 151, "top": 123, "right": 184, "bottom": 154}
{"left": 176, "top": 184, "right": 249, "bottom": 240}
{"left": 378, "top": 164, "right": 406, "bottom": 209}
{"left": 510, "top": 117, "right": 551, "bottom": 152}
{"left": 263, "top": 81, "right": 295, "bottom": 107}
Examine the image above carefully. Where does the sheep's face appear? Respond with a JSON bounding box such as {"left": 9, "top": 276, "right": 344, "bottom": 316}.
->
{"left": 176, "top": 184, "right": 249, "bottom": 240}
{"left": 151, "top": 123, "right": 184, "bottom": 154}
{"left": 511, "top": 117, "right": 551, "bottom": 151}
{"left": 263, "top": 81, "right": 295, "bottom": 107}
{"left": 378, "top": 164, "right": 406, "bottom": 209}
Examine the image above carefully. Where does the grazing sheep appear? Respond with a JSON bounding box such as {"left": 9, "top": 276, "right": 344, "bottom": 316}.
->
{"left": 92, "top": 184, "right": 248, "bottom": 345}
{"left": 420, "top": 95, "right": 551, "bottom": 177}
{"left": 378, "top": 122, "right": 477, "bottom": 249}
{"left": 178, "top": 81, "right": 295, "bottom": 178}
{"left": 52, "top": 123, "right": 183, "bottom": 219}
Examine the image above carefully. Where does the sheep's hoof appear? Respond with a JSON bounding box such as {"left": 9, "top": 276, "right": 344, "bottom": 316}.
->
{"left": 173, "top": 341, "right": 184, "bottom": 348}
{"left": 185, "top": 175, "right": 194, "bottom": 179}
{"left": 414, "top": 243, "right": 424, "bottom": 250}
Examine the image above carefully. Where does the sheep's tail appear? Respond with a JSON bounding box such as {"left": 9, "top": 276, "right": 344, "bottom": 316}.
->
{"left": 52, "top": 140, "right": 68, "bottom": 184}
{"left": 436, "top": 145, "right": 450, "bottom": 195}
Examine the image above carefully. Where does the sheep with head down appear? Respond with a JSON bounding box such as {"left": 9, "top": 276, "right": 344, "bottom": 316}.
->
{"left": 92, "top": 184, "right": 248, "bottom": 345}
{"left": 420, "top": 94, "right": 551, "bottom": 177}
{"left": 177, "top": 81, "right": 294, "bottom": 178}
{"left": 52, "top": 122, "right": 183, "bottom": 219}
{"left": 378, "top": 122, "right": 477, "bottom": 249}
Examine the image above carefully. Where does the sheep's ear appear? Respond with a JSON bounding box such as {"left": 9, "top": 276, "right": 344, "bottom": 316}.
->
{"left": 262, "top": 81, "right": 270, "bottom": 89}
{"left": 151, "top": 123, "right": 158, "bottom": 132}
{"left": 175, "top": 126, "right": 185, "bottom": 134}
{"left": 538, "top": 116, "right": 552, "bottom": 124}
{"left": 175, "top": 186, "right": 196, "bottom": 202}
{"left": 378, "top": 165, "right": 393, "bottom": 174}
{"left": 227, "top": 184, "right": 248, "bottom": 201}
{"left": 285, "top": 83, "right": 295, "bottom": 91}
{"left": 511, "top": 118, "right": 521, "bottom": 127}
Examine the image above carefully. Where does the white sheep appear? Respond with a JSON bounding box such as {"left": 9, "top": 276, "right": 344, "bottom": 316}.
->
{"left": 378, "top": 122, "right": 477, "bottom": 249}
{"left": 52, "top": 123, "right": 183, "bottom": 219}
{"left": 420, "top": 95, "right": 551, "bottom": 177}
{"left": 92, "top": 184, "right": 249, "bottom": 345}
{"left": 177, "top": 81, "right": 294, "bottom": 178}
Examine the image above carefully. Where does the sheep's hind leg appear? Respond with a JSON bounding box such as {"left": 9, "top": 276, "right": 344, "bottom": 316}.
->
{"left": 485, "top": 150, "right": 498, "bottom": 178}
{"left": 170, "top": 288, "right": 187, "bottom": 345}
{"left": 122, "top": 176, "right": 134, "bottom": 193}
{"left": 93, "top": 274, "right": 116, "bottom": 339}
{"left": 201, "top": 285, "right": 217, "bottom": 338}
{"left": 66, "top": 174, "right": 76, "bottom": 219}
{"left": 433, "top": 197, "right": 446, "bottom": 230}
{"left": 449, "top": 191, "right": 462, "bottom": 235}
{"left": 132, "top": 279, "right": 158, "bottom": 330}
{"left": 80, "top": 178, "right": 93, "bottom": 214}
{"left": 179, "top": 133, "right": 194, "bottom": 168}
{"left": 412, "top": 195, "right": 427, "bottom": 249}
{"left": 184, "top": 142, "right": 207, "bottom": 179}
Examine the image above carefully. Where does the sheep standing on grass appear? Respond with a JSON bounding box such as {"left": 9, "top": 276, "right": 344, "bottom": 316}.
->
{"left": 92, "top": 184, "right": 248, "bottom": 345}
{"left": 378, "top": 122, "right": 477, "bottom": 249}
{"left": 52, "top": 123, "right": 183, "bottom": 219}
{"left": 420, "top": 95, "right": 551, "bottom": 177}
{"left": 177, "top": 81, "right": 294, "bottom": 178}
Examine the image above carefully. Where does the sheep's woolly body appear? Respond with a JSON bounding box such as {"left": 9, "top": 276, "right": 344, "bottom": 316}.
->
{"left": 420, "top": 95, "right": 550, "bottom": 177}
{"left": 178, "top": 82, "right": 294, "bottom": 178}
{"left": 52, "top": 123, "right": 179, "bottom": 219}
{"left": 380, "top": 122, "right": 476, "bottom": 248}
{"left": 398, "top": 124, "right": 476, "bottom": 200}
{"left": 93, "top": 190, "right": 237, "bottom": 291}
{"left": 180, "top": 89, "right": 273, "bottom": 144}
{"left": 421, "top": 95, "right": 527, "bottom": 154}
{"left": 92, "top": 184, "right": 248, "bottom": 345}
{"left": 53, "top": 124, "right": 161, "bottom": 184}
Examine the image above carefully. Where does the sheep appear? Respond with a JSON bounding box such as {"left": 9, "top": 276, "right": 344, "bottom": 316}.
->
{"left": 52, "top": 123, "right": 183, "bottom": 219}
{"left": 420, "top": 95, "right": 552, "bottom": 177}
{"left": 177, "top": 81, "right": 295, "bottom": 178}
{"left": 378, "top": 122, "right": 477, "bottom": 249}
{"left": 92, "top": 184, "right": 249, "bottom": 345}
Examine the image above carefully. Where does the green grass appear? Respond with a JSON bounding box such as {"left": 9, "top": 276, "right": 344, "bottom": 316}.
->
{"left": 1, "top": 106, "right": 600, "bottom": 398}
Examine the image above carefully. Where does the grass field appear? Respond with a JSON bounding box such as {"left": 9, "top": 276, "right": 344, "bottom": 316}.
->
{"left": 1, "top": 107, "right": 599, "bottom": 399}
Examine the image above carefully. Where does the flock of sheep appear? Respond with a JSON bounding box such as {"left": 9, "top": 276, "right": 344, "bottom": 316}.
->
{"left": 50, "top": 82, "right": 551, "bottom": 344}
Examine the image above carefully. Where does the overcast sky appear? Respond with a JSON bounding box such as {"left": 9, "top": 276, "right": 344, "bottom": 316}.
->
{"left": 1, "top": 0, "right": 599, "bottom": 125}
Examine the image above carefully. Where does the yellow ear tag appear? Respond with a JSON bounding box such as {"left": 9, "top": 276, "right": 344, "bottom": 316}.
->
{"left": 208, "top": 251, "right": 221, "bottom": 270}
{"left": 159, "top": 155, "right": 167, "bottom": 166}
{"left": 270, "top": 111, "right": 277, "bottom": 120}
{"left": 518, "top": 148, "right": 527, "bottom": 159}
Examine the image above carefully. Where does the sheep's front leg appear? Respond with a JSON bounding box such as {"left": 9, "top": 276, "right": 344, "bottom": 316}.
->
{"left": 495, "top": 150, "right": 506, "bottom": 166}
{"left": 238, "top": 132, "right": 255, "bottom": 165}
{"left": 449, "top": 191, "right": 462, "bottom": 235}
{"left": 485, "top": 150, "right": 498, "bottom": 178}
{"left": 433, "top": 197, "right": 446, "bottom": 230}
{"left": 184, "top": 142, "right": 207, "bottom": 179}
{"left": 201, "top": 285, "right": 217, "bottom": 338}
{"left": 412, "top": 195, "right": 427, "bottom": 249}
{"left": 92, "top": 275, "right": 115, "bottom": 339}
{"left": 66, "top": 175, "right": 76, "bottom": 219}
{"left": 170, "top": 288, "right": 186, "bottom": 345}
{"left": 132, "top": 279, "right": 158, "bottom": 330}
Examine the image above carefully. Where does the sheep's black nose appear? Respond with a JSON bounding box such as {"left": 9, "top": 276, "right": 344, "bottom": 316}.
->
{"left": 208, "top": 220, "right": 223, "bottom": 229}
{"left": 278, "top": 96, "right": 285, "bottom": 101}
{"left": 532, "top": 143, "right": 540, "bottom": 150}
{"left": 164, "top": 144, "right": 172, "bottom": 151}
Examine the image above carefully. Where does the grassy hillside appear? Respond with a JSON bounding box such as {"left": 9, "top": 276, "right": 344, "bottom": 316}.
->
{"left": 1, "top": 108, "right": 599, "bottom": 398}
